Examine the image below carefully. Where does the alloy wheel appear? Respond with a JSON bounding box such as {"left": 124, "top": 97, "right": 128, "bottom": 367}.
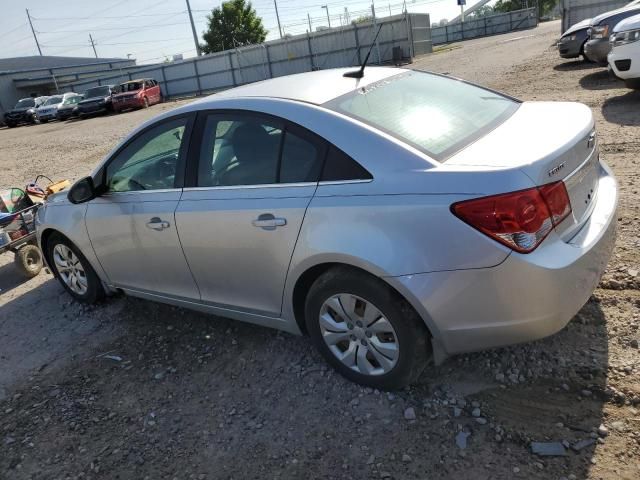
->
{"left": 53, "top": 244, "right": 88, "bottom": 295}
{"left": 319, "top": 293, "right": 399, "bottom": 376}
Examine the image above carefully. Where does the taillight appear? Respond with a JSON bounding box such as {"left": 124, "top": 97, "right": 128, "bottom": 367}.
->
{"left": 451, "top": 181, "right": 572, "bottom": 253}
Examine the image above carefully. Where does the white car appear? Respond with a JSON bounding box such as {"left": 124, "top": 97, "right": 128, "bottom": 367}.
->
{"left": 36, "top": 92, "right": 78, "bottom": 123}
{"left": 608, "top": 12, "right": 640, "bottom": 88}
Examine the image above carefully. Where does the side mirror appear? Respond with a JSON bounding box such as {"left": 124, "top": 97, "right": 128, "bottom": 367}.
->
{"left": 68, "top": 176, "right": 97, "bottom": 204}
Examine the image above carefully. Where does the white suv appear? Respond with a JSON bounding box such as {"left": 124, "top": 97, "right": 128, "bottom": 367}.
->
{"left": 608, "top": 12, "right": 640, "bottom": 88}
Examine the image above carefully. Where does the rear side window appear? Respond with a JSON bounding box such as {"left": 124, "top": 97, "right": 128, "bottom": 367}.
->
{"left": 324, "top": 70, "right": 519, "bottom": 161}
{"left": 280, "top": 130, "right": 322, "bottom": 183}
{"left": 321, "top": 146, "right": 372, "bottom": 181}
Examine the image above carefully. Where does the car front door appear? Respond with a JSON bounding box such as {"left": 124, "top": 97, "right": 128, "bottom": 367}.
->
{"left": 175, "top": 111, "right": 325, "bottom": 316}
{"left": 85, "top": 114, "right": 200, "bottom": 299}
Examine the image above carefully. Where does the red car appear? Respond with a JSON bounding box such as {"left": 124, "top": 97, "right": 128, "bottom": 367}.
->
{"left": 112, "top": 78, "right": 162, "bottom": 113}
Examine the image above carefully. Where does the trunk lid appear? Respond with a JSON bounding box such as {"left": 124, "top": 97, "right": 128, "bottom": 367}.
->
{"left": 447, "top": 101, "right": 599, "bottom": 242}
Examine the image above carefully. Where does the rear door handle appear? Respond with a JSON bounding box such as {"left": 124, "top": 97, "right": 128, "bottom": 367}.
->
{"left": 146, "top": 217, "right": 170, "bottom": 231}
{"left": 252, "top": 213, "right": 287, "bottom": 230}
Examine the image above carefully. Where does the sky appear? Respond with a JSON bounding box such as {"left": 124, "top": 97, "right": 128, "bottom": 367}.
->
{"left": 0, "top": 0, "right": 493, "bottom": 65}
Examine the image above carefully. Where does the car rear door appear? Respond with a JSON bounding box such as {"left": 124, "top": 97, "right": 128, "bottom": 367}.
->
{"left": 175, "top": 111, "right": 325, "bottom": 316}
{"left": 85, "top": 113, "right": 200, "bottom": 299}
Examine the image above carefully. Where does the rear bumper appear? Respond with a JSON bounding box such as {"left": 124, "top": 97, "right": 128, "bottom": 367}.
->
{"left": 584, "top": 39, "right": 611, "bottom": 64}
{"left": 608, "top": 42, "right": 640, "bottom": 81}
{"left": 389, "top": 161, "right": 617, "bottom": 356}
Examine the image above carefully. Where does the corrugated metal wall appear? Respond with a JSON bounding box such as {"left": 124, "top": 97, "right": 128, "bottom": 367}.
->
{"left": 560, "top": 0, "right": 630, "bottom": 32}
{"left": 431, "top": 8, "right": 538, "bottom": 45}
{"left": 64, "top": 13, "right": 430, "bottom": 100}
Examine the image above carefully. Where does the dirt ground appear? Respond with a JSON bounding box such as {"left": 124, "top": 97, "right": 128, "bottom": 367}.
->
{"left": 1, "top": 20, "right": 639, "bottom": 480}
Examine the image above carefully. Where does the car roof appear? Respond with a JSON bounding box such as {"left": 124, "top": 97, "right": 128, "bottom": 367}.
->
{"left": 592, "top": 4, "right": 640, "bottom": 24}
{"left": 209, "top": 67, "right": 407, "bottom": 105}
{"left": 614, "top": 11, "right": 640, "bottom": 31}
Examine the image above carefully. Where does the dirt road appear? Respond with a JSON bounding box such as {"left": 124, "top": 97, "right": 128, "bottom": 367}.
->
{"left": 1, "top": 20, "right": 639, "bottom": 479}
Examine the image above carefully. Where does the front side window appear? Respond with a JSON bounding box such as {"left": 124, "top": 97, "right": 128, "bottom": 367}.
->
{"left": 324, "top": 70, "right": 519, "bottom": 161}
{"left": 106, "top": 117, "right": 187, "bottom": 192}
{"left": 197, "top": 114, "right": 323, "bottom": 187}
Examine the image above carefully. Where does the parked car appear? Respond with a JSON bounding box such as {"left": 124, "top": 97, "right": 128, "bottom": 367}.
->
{"left": 77, "top": 85, "right": 116, "bottom": 118}
{"left": 558, "top": 18, "right": 592, "bottom": 59}
{"left": 112, "top": 78, "right": 162, "bottom": 113}
{"left": 36, "top": 93, "right": 79, "bottom": 123}
{"left": 4, "top": 97, "right": 47, "bottom": 127}
{"left": 36, "top": 67, "right": 617, "bottom": 389}
{"left": 608, "top": 12, "right": 640, "bottom": 88}
{"left": 585, "top": 2, "right": 640, "bottom": 64}
{"left": 56, "top": 94, "right": 84, "bottom": 121}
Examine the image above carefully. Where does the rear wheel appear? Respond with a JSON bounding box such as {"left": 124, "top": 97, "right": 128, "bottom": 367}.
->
{"left": 14, "top": 244, "right": 43, "bottom": 278}
{"left": 305, "top": 267, "right": 430, "bottom": 390}
{"left": 46, "top": 233, "right": 104, "bottom": 303}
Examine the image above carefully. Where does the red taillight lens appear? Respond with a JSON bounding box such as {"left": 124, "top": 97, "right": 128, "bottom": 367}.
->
{"left": 451, "top": 181, "right": 572, "bottom": 253}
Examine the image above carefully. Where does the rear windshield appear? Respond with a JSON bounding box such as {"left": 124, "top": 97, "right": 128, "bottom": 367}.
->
{"left": 324, "top": 71, "right": 519, "bottom": 161}
{"left": 84, "top": 86, "right": 111, "bottom": 98}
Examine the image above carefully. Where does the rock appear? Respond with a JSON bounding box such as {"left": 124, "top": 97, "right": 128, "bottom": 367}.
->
{"left": 597, "top": 425, "right": 608, "bottom": 437}
{"left": 453, "top": 407, "right": 462, "bottom": 417}
{"left": 631, "top": 339, "right": 639, "bottom": 349}
{"left": 104, "top": 355, "right": 122, "bottom": 362}
{"left": 380, "top": 472, "right": 392, "bottom": 479}
{"left": 513, "top": 467, "right": 520, "bottom": 474}
{"left": 509, "top": 373, "right": 519, "bottom": 383}
{"left": 471, "top": 401, "right": 480, "bottom": 408}
{"left": 561, "top": 383, "right": 570, "bottom": 392}
{"left": 366, "top": 455, "right": 375, "bottom": 465}
{"left": 4, "top": 436, "right": 16, "bottom": 445}
{"left": 581, "top": 389, "right": 592, "bottom": 397}
{"left": 401, "top": 454, "right": 412, "bottom": 463}
{"left": 154, "top": 372, "right": 165, "bottom": 380}
{"left": 471, "top": 407, "right": 481, "bottom": 418}
{"left": 403, "top": 407, "right": 416, "bottom": 421}
{"left": 530, "top": 441, "right": 567, "bottom": 456}
{"left": 475, "top": 417, "right": 488, "bottom": 425}
{"left": 455, "top": 431, "right": 470, "bottom": 449}
{"left": 629, "top": 268, "right": 638, "bottom": 277}
{"left": 571, "top": 439, "right": 595, "bottom": 452}
{"left": 611, "top": 421, "right": 625, "bottom": 432}
{"left": 495, "top": 373, "right": 505, "bottom": 382}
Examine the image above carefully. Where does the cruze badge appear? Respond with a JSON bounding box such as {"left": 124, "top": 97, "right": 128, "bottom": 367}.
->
{"left": 548, "top": 163, "right": 565, "bottom": 177}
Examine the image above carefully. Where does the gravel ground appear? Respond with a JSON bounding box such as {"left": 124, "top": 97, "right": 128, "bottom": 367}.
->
{"left": 1, "top": 20, "right": 639, "bottom": 479}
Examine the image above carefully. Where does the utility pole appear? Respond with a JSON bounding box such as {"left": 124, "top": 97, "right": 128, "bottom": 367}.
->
{"left": 89, "top": 34, "right": 98, "bottom": 58}
{"left": 274, "top": 0, "right": 283, "bottom": 38}
{"left": 307, "top": 13, "right": 313, "bottom": 32}
{"left": 389, "top": 4, "right": 392, "bottom": 16}
{"left": 185, "top": 0, "right": 202, "bottom": 56}
{"left": 321, "top": 5, "right": 331, "bottom": 28}
{"left": 344, "top": 7, "right": 350, "bottom": 24}
{"left": 26, "top": 9, "right": 42, "bottom": 56}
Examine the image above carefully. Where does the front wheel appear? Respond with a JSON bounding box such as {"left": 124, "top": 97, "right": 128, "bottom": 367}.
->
{"left": 46, "top": 233, "right": 104, "bottom": 303}
{"left": 305, "top": 267, "right": 430, "bottom": 390}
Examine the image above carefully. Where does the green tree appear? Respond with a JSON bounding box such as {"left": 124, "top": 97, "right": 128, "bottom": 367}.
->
{"left": 200, "top": 0, "right": 267, "bottom": 54}
{"left": 468, "top": 5, "right": 495, "bottom": 19}
{"left": 494, "top": 0, "right": 558, "bottom": 18}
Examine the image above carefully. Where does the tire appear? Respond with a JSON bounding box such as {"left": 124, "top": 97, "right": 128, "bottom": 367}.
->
{"left": 305, "top": 267, "right": 430, "bottom": 390}
{"left": 143, "top": 97, "right": 149, "bottom": 108}
{"left": 14, "top": 244, "right": 43, "bottom": 278}
{"left": 7, "top": 123, "right": 16, "bottom": 128}
{"left": 40, "top": 119, "right": 48, "bottom": 123}
{"left": 46, "top": 233, "right": 104, "bottom": 303}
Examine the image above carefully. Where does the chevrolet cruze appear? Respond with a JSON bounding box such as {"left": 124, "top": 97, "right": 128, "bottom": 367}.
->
{"left": 36, "top": 67, "right": 617, "bottom": 389}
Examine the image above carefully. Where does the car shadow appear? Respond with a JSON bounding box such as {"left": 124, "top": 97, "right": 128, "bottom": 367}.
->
{"left": 0, "top": 260, "right": 33, "bottom": 295}
{"left": 579, "top": 69, "right": 625, "bottom": 90}
{"left": 602, "top": 89, "right": 640, "bottom": 126}
{"left": 0, "top": 286, "right": 611, "bottom": 479}
{"left": 553, "top": 60, "right": 599, "bottom": 72}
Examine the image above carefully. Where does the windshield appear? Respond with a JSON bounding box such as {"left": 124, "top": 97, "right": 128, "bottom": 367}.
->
{"left": 44, "top": 96, "right": 63, "bottom": 106}
{"left": 63, "top": 96, "right": 81, "bottom": 105}
{"left": 324, "top": 71, "right": 519, "bottom": 161}
{"left": 119, "top": 81, "right": 143, "bottom": 92}
{"left": 84, "top": 86, "right": 111, "bottom": 98}
{"left": 14, "top": 98, "right": 35, "bottom": 108}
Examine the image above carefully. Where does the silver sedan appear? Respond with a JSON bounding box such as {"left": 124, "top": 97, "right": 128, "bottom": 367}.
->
{"left": 36, "top": 67, "right": 617, "bottom": 389}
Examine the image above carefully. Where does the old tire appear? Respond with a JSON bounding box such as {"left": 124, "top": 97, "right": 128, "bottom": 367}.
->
{"left": 305, "top": 267, "right": 430, "bottom": 390}
{"left": 46, "top": 233, "right": 104, "bottom": 303}
{"left": 14, "top": 244, "right": 43, "bottom": 278}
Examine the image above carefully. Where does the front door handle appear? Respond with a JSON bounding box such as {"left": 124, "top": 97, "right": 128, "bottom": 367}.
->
{"left": 252, "top": 213, "right": 287, "bottom": 230}
{"left": 146, "top": 217, "right": 170, "bottom": 231}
